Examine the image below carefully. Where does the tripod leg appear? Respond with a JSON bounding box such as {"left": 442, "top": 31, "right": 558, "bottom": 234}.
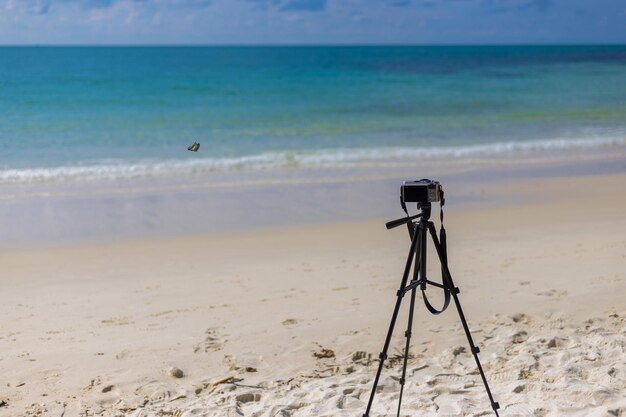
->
{"left": 363, "top": 223, "right": 421, "bottom": 417}
{"left": 426, "top": 222, "right": 501, "bottom": 417}
{"left": 396, "top": 222, "right": 423, "bottom": 417}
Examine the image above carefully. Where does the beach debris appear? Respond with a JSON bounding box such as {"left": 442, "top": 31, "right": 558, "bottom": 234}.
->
{"left": 313, "top": 348, "right": 335, "bottom": 359}
{"left": 0, "top": 399, "right": 8, "bottom": 408}
{"left": 187, "top": 142, "right": 200, "bottom": 152}
{"left": 169, "top": 367, "right": 184, "bottom": 378}
{"left": 194, "top": 374, "right": 238, "bottom": 395}
{"left": 245, "top": 367, "right": 257, "bottom": 373}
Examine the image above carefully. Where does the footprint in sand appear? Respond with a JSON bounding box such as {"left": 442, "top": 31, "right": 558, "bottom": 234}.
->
{"left": 115, "top": 349, "right": 134, "bottom": 360}
{"left": 282, "top": 319, "right": 298, "bottom": 326}
{"left": 194, "top": 327, "right": 226, "bottom": 353}
{"left": 337, "top": 394, "right": 364, "bottom": 409}
{"left": 537, "top": 316, "right": 567, "bottom": 330}
{"left": 351, "top": 351, "right": 372, "bottom": 366}
{"left": 489, "top": 369, "right": 519, "bottom": 382}
{"left": 427, "top": 373, "right": 472, "bottom": 386}
{"left": 135, "top": 380, "right": 186, "bottom": 405}
{"left": 503, "top": 402, "right": 535, "bottom": 416}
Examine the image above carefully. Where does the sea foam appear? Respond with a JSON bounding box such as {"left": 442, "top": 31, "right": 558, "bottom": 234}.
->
{"left": 0, "top": 135, "right": 624, "bottom": 184}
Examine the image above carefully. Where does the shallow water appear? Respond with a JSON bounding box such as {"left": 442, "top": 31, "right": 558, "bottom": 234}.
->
{"left": 1, "top": 45, "right": 625, "bottom": 183}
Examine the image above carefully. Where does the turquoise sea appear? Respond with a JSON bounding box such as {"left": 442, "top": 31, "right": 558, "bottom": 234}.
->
{"left": 0, "top": 45, "right": 625, "bottom": 183}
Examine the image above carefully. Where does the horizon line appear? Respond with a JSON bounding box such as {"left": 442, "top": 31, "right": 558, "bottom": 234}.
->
{"left": 1, "top": 42, "right": 625, "bottom": 47}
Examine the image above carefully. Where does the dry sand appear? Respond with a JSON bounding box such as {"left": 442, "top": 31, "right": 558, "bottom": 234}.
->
{"left": 1, "top": 172, "right": 625, "bottom": 416}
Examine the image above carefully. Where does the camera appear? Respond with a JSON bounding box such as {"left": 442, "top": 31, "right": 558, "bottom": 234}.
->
{"left": 401, "top": 179, "right": 441, "bottom": 203}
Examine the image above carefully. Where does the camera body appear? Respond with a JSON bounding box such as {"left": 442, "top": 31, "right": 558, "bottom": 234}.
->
{"left": 401, "top": 179, "right": 441, "bottom": 204}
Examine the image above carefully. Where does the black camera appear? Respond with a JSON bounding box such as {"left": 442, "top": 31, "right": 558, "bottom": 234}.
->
{"left": 401, "top": 179, "right": 441, "bottom": 203}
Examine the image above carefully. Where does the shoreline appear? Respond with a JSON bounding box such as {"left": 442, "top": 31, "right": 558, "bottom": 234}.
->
{"left": 2, "top": 138, "right": 625, "bottom": 185}
{"left": 0, "top": 144, "right": 625, "bottom": 248}
{"left": 1, "top": 135, "right": 625, "bottom": 185}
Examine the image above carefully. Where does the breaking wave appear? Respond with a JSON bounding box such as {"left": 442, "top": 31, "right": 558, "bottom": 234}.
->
{"left": 1, "top": 135, "right": 624, "bottom": 184}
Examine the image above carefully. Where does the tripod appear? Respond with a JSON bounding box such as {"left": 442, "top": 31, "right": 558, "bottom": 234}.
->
{"left": 363, "top": 202, "right": 500, "bottom": 417}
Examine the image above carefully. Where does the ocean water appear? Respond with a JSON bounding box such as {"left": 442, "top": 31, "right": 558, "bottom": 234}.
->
{"left": 1, "top": 45, "right": 625, "bottom": 183}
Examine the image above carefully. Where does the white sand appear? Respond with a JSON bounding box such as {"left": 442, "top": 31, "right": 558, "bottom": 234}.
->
{"left": 1, "top": 171, "right": 625, "bottom": 416}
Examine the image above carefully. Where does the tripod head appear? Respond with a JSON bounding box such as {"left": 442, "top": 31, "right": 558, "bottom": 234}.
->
{"left": 385, "top": 213, "right": 421, "bottom": 230}
{"left": 385, "top": 202, "right": 432, "bottom": 230}
{"left": 419, "top": 202, "right": 432, "bottom": 220}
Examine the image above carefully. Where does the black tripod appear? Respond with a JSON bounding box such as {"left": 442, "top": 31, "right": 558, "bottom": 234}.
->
{"left": 363, "top": 202, "right": 500, "bottom": 417}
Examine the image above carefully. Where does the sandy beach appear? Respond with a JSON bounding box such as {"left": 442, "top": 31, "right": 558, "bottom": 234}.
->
{"left": 1, "top": 153, "right": 625, "bottom": 416}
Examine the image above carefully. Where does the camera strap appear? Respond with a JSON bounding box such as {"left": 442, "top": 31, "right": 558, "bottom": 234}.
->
{"left": 422, "top": 188, "right": 452, "bottom": 315}
{"left": 400, "top": 196, "right": 409, "bottom": 217}
{"left": 439, "top": 188, "right": 446, "bottom": 265}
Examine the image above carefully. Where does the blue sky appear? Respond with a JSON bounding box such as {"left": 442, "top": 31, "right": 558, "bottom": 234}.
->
{"left": 0, "top": 0, "right": 624, "bottom": 45}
